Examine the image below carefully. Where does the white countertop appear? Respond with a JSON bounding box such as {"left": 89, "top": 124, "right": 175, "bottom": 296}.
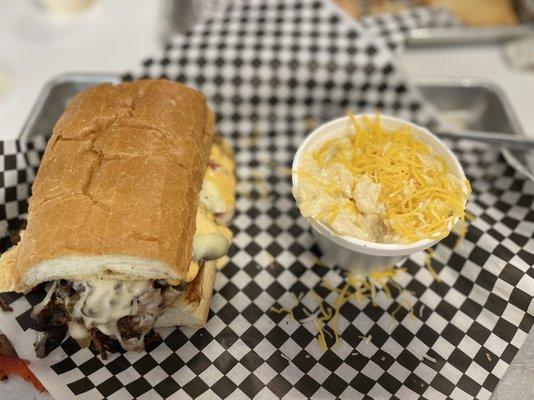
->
{"left": 0, "top": 0, "right": 162, "bottom": 140}
{"left": 0, "top": 1, "right": 533, "bottom": 399}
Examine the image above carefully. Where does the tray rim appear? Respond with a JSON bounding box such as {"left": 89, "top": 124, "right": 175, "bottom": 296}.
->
{"left": 407, "top": 24, "right": 534, "bottom": 46}
{"left": 414, "top": 77, "right": 533, "bottom": 181}
{"left": 18, "top": 72, "right": 121, "bottom": 142}
{"left": 20, "top": 74, "right": 524, "bottom": 138}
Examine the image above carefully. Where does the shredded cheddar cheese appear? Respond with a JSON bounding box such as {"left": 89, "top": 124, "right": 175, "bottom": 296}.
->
{"left": 423, "top": 354, "right": 437, "bottom": 363}
{"left": 270, "top": 306, "right": 296, "bottom": 321}
{"left": 269, "top": 266, "right": 425, "bottom": 351}
{"left": 424, "top": 249, "right": 442, "bottom": 282}
{"left": 299, "top": 113, "right": 471, "bottom": 243}
{"left": 391, "top": 303, "right": 403, "bottom": 319}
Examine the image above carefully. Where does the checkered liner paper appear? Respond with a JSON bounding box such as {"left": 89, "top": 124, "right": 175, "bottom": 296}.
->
{"left": 1, "top": 1, "right": 533, "bottom": 399}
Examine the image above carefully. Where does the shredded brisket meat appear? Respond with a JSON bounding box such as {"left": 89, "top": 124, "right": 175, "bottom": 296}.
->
{"left": 90, "top": 329, "right": 109, "bottom": 360}
{"left": 8, "top": 218, "right": 27, "bottom": 246}
{"left": 31, "top": 280, "right": 180, "bottom": 358}
{"left": 33, "top": 304, "right": 69, "bottom": 359}
{"left": 0, "top": 296, "right": 12, "bottom": 312}
{"left": 32, "top": 281, "right": 75, "bottom": 358}
{"left": 0, "top": 218, "right": 25, "bottom": 314}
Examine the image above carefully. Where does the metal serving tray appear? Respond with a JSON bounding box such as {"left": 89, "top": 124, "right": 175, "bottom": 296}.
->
{"left": 415, "top": 78, "right": 534, "bottom": 181}
{"left": 16, "top": 74, "right": 534, "bottom": 399}
{"left": 407, "top": 24, "right": 534, "bottom": 46}
{"left": 19, "top": 73, "right": 121, "bottom": 141}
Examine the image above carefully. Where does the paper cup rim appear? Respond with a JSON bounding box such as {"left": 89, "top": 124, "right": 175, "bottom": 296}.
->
{"left": 292, "top": 114, "right": 468, "bottom": 257}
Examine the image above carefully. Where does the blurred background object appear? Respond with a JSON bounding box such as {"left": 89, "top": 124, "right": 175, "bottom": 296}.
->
{"left": 333, "top": 0, "right": 363, "bottom": 18}
{"left": 505, "top": 35, "right": 534, "bottom": 69}
{"left": 334, "top": 0, "right": 534, "bottom": 45}
{"left": 162, "top": 0, "right": 230, "bottom": 37}
{"left": 421, "top": 0, "right": 519, "bottom": 26}
{"left": 37, "top": 0, "right": 96, "bottom": 14}
{"left": 0, "top": 68, "right": 14, "bottom": 105}
{"left": 0, "top": 0, "right": 161, "bottom": 139}
{"left": 335, "top": 0, "right": 534, "bottom": 25}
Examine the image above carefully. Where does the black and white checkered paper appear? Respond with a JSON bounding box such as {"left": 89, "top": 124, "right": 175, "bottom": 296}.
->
{"left": 1, "top": 1, "right": 533, "bottom": 399}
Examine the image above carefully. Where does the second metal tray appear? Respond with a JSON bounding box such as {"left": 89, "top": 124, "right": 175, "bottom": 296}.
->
{"left": 159, "top": 0, "right": 534, "bottom": 47}
{"left": 415, "top": 78, "right": 534, "bottom": 181}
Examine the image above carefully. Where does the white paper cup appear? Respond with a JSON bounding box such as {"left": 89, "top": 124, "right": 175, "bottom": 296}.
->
{"left": 292, "top": 114, "right": 467, "bottom": 274}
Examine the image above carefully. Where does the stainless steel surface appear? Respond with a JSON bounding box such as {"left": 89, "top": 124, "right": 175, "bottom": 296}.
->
{"left": 407, "top": 25, "right": 534, "bottom": 46}
{"left": 416, "top": 78, "right": 534, "bottom": 181}
{"left": 436, "top": 128, "right": 534, "bottom": 150}
{"left": 416, "top": 79, "right": 534, "bottom": 398}
{"left": 159, "top": 0, "right": 197, "bottom": 38}
{"left": 16, "top": 73, "right": 534, "bottom": 399}
{"left": 504, "top": 35, "right": 534, "bottom": 70}
{"left": 321, "top": 101, "right": 534, "bottom": 150}
{"left": 19, "top": 72, "right": 120, "bottom": 140}
{"left": 321, "top": 80, "right": 534, "bottom": 151}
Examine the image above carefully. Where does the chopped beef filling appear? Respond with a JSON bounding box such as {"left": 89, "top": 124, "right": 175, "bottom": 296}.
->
{"left": 9, "top": 219, "right": 27, "bottom": 246}
{"left": 89, "top": 327, "right": 162, "bottom": 360}
{"left": 32, "top": 279, "right": 183, "bottom": 359}
{"left": 0, "top": 296, "right": 12, "bottom": 312}
{"left": 32, "top": 281, "right": 73, "bottom": 358}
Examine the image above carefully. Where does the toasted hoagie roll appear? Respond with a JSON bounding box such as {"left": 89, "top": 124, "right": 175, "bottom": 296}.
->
{"left": 0, "top": 80, "right": 235, "bottom": 358}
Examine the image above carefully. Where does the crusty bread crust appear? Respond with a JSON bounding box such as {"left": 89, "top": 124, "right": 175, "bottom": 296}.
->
{"left": 0, "top": 80, "right": 214, "bottom": 292}
{"left": 156, "top": 260, "right": 217, "bottom": 328}
{"left": 0, "top": 247, "right": 19, "bottom": 292}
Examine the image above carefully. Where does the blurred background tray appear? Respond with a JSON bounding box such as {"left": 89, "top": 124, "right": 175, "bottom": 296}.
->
{"left": 407, "top": 0, "right": 534, "bottom": 46}
{"left": 159, "top": 0, "right": 534, "bottom": 46}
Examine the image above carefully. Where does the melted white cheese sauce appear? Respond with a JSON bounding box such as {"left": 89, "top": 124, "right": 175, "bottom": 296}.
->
{"left": 32, "top": 280, "right": 58, "bottom": 317}
{"left": 199, "top": 141, "right": 236, "bottom": 224}
{"left": 193, "top": 203, "right": 232, "bottom": 261}
{"left": 69, "top": 280, "right": 154, "bottom": 340}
